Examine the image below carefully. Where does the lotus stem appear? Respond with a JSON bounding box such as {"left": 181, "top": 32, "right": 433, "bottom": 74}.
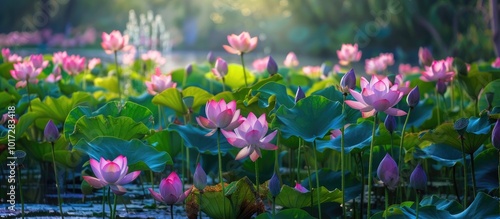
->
{"left": 367, "top": 112, "right": 378, "bottom": 218}
{"left": 459, "top": 134, "right": 468, "bottom": 209}
{"left": 222, "top": 77, "right": 226, "bottom": 92}
{"left": 26, "top": 77, "right": 32, "bottom": 112}
{"left": 112, "top": 193, "right": 117, "bottom": 219}
{"left": 474, "top": 99, "right": 478, "bottom": 116}
{"left": 150, "top": 170, "right": 156, "bottom": 206}
{"left": 216, "top": 129, "right": 226, "bottom": 219}
{"left": 83, "top": 69, "right": 87, "bottom": 91}
{"left": 450, "top": 80, "right": 455, "bottom": 109}
{"left": 181, "top": 138, "right": 185, "bottom": 191}
{"left": 341, "top": 94, "right": 347, "bottom": 219}
{"left": 240, "top": 53, "right": 248, "bottom": 87}
{"left": 385, "top": 187, "right": 389, "bottom": 219}
{"left": 469, "top": 153, "right": 477, "bottom": 198}
{"left": 107, "top": 187, "right": 112, "bottom": 217}
{"left": 357, "top": 152, "right": 365, "bottom": 219}
{"left": 114, "top": 51, "right": 121, "bottom": 101}
{"left": 272, "top": 196, "right": 276, "bottom": 219}
{"left": 435, "top": 88, "right": 441, "bottom": 124}
{"left": 102, "top": 188, "right": 106, "bottom": 219}
{"left": 51, "top": 142, "right": 64, "bottom": 219}
{"left": 17, "top": 165, "right": 24, "bottom": 219}
{"left": 199, "top": 191, "right": 203, "bottom": 219}
{"left": 313, "top": 140, "right": 322, "bottom": 219}
{"left": 297, "top": 138, "right": 302, "bottom": 182}
{"left": 170, "top": 204, "right": 174, "bottom": 219}
{"left": 415, "top": 189, "right": 420, "bottom": 219}
{"left": 452, "top": 166, "right": 461, "bottom": 203}
{"left": 397, "top": 108, "right": 412, "bottom": 202}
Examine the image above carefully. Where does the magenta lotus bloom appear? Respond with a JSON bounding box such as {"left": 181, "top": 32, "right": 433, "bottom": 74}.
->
{"left": 62, "top": 55, "right": 86, "bottom": 75}
{"left": 145, "top": 68, "right": 177, "bottom": 95}
{"left": 337, "top": 43, "right": 362, "bottom": 66}
{"left": 46, "top": 66, "right": 62, "bottom": 83}
{"left": 398, "top": 64, "right": 420, "bottom": 75}
{"left": 294, "top": 182, "right": 309, "bottom": 193}
{"left": 394, "top": 74, "right": 411, "bottom": 95}
{"left": 302, "top": 66, "right": 322, "bottom": 78}
{"left": 377, "top": 153, "right": 399, "bottom": 190}
{"left": 52, "top": 51, "right": 67, "bottom": 66}
{"left": 193, "top": 163, "right": 207, "bottom": 191}
{"left": 196, "top": 99, "right": 244, "bottom": 136}
{"left": 44, "top": 120, "right": 60, "bottom": 142}
{"left": 345, "top": 75, "right": 407, "bottom": 118}
{"left": 420, "top": 60, "right": 455, "bottom": 82}
{"left": 10, "top": 60, "right": 41, "bottom": 88}
{"left": 365, "top": 57, "right": 387, "bottom": 75}
{"left": 223, "top": 32, "right": 258, "bottom": 55}
{"left": 492, "top": 57, "right": 500, "bottom": 68}
{"left": 222, "top": 112, "right": 278, "bottom": 161}
{"left": 212, "top": 57, "right": 228, "bottom": 79}
{"left": 2, "top": 48, "right": 22, "bottom": 63}
{"left": 418, "top": 47, "right": 434, "bottom": 66}
{"left": 409, "top": 163, "right": 427, "bottom": 191}
{"left": 83, "top": 155, "right": 141, "bottom": 195}
{"left": 149, "top": 171, "right": 191, "bottom": 205}
{"left": 88, "top": 58, "right": 101, "bottom": 70}
{"left": 30, "top": 54, "right": 48, "bottom": 70}
{"left": 101, "top": 30, "right": 130, "bottom": 54}
{"left": 492, "top": 120, "right": 500, "bottom": 150}
{"left": 283, "top": 52, "right": 299, "bottom": 67}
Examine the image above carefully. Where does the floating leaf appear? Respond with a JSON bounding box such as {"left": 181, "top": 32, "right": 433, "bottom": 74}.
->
{"left": 145, "top": 130, "right": 183, "bottom": 158}
{"left": 152, "top": 87, "right": 186, "bottom": 115}
{"left": 74, "top": 136, "right": 171, "bottom": 172}
{"left": 225, "top": 63, "right": 256, "bottom": 89}
{"left": 299, "top": 169, "right": 361, "bottom": 202}
{"left": 275, "top": 185, "right": 342, "bottom": 209}
{"left": 473, "top": 148, "right": 499, "bottom": 191}
{"left": 168, "top": 124, "right": 234, "bottom": 155}
{"left": 317, "top": 121, "right": 373, "bottom": 153}
{"left": 414, "top": 143, "right": 464, "bottom": 168}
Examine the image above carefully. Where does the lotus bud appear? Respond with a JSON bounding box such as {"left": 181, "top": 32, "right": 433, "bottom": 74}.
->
{"left": 294, "top": 182, "right": 309, "bottom": 193}
{"left": 266, "top": 56, "right": 278, "bottom": 76}
{"left": 320, "top": 62, "right": 332, "bottom": 78}
{"left": 407, "top": 86, "right": 420, "bottom": 108}
{"left": 44, "top": 120, "right": 60, "bottom": 143}
{"left": 339, "top": 69, "right": 356, "bottom": 94}
{"left": 409, "top": 163, "right": 427, "bottom": 191}
{"left": 295, "top": 86, "right": 305, "bottom": 103}
{"left": 377, "top": 153, "right": 399, "bottom": 190}
{"left": 492, "top": 120, "right": 500, "bottom": 150}
{"left": 454, "top": 118, "right": 469, "bottom": 136}
{"left": 418, "top": 47, "right": 434, "bottom": 67}
{"left": 436, "top": 80, "right": 446, "bottom": 96}
{"left": 207, "top": 51, "right": 216, "bottom": 66}
{"left": 193, "top": 163, "right": 207, "bottom": 191}
{"left": 268, "top": 172, "right": 281, "bottom": 197}
{"left": 185, "top": 64, "right": 193, "bottom": 75}
{"left": 384, "top": 115, "right": 396, "bottom": 135}
{"left": 213, "top": 58, "right": 228, "bottom": 78}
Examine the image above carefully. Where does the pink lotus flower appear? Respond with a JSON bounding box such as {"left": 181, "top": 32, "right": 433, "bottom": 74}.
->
{"left": 101, "top": 30, "right": 130, "bottom": 54}
{"left": 211, "top": 58, "right": 228, "bottom": 79}
{"left": 345, "top": 75, "right": 407, "bottom": 118}
{"left": 418, "top": 47, "right": 434, "bottom": 66}
{"left": 252, "top": 56, "right": 270, "bottom": 72}
{"left": 88, "top": 58, "right": 101, "bottom": 70}
{"left": 330, "top": 129, "right": 341, "bottom": 139}
{"left": 145, "top": 68, "right": 177, "bottom": 95}
{"left": 30, "top": 54, "right": 48, "bottom": 70}
{"left": 10, "top": 60, "right": 41, "bottom": 88}
{"left": 62, "top": 55, "right": 86, "bottom": 75}
{"left": 394, "top": 74, "right": 411, "bottom": 95}
{"left": 223, "top": 32, "right": 258, "bottom": 55}
{"left": 284, "top": 52, "right": 299, "bottom": 67}
{"left": 302, "top": 66, "right": 322, "bottom": 78}
{"left": 52, "top": 51, "right": 67, "bottom": 66}
{"left": 492, "top": 57, "right": 500, "bottom": 68}
{"left": 365, "top": 57, "right": 387, "bottom": 75}
{"left": 141, "top": 50, "right": 166, "bottom": 66}
{"left": 379, "top": 53, "right": 394, "bottom": 66}
{"left": 196, "top": 99, "right": 244, "bottom": 136}
{"left": 82, "top": 155, "right": 141, "bottom": 195}
{"left": 294, "top": 183, "right": 309, "bottom": 193}
{"left": 122, "top": 45, "right": 137, "bottom": 66}
{"left": 337, "top": 44, "right": 362, "bottom": 66}
{"left": 149, "top": 171, "right": 191, "bottom": 205}
{"left": 2, "top": 48, "right": 22, "bottom": 62}
{"left": 1, "top": 48, "right": 9, "bottom": 59}
{"left": 45, "top": 66, "right": 61, "bottom": 83}
{"left": 398, "top": 64, "right": 420, "bottom": 75}
{"left": 222, "top": 112, "right": 278, "bottom": 161}
{"left": 420, "top": 60, "right": 455, "bottom": 82}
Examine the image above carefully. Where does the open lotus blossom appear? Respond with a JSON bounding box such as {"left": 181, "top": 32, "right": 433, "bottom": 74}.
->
{"left": 421, "top": 60, "right": 455, "bottom": 82}
{"left": 141, "top": 50, "right": 166, "bottom": 66}
{"left": 398, "top": 63, "right": 420, "bottom": 75}
{"left": 62, "top": 55, "right": 86, "bottom": 75}
{"left": 101, "top": 30, "right": 130, "bottom": 54}
{"left": 418, "top": 47, "right": 434, "bottom": 66}
{"left": 365, "top": 57, "right": 387, "bottom": 75}
{"left": 223, "top": 31, "right": 258, "bottom": 55}
{"left": 492, "top": 57, "right": 500, "bottom": 68}
{"left": 377, "top": 153, "right": 399, "bottom": 190}
{"left": 196, "top": 99, "right": 244, "bottom": 136}
{"left": 10, "top": 60, "right": 41, "bottom": 88}
{"left": 379, "top": 53, "right": 395, "bottom": 66}
{"left": 45, "top": 66, "right": 61, "bottom": 83}
{"left": 82, "top": 155, "right": 141, "bottom": 195}
{"left": 52, "top": 51, "right": 67, "bottom": 66}
{"left": 302, "top": 65, "right": 322, "bottom": 78}
{"left": 345, "top": 75, "right": 407, "bottom": 118}
{"left": 283, "top": 52, "right": 299, "bottom": 67}
{"left": 30, "top": 54, "right": 48, "bottom": 70}
{"left": 394, "top": 74, "right": 411, "bottom": 95}
{"left": 149, "top": 171, "right": 191, "bottom": 205}
{"left": 222, "top": 112, "right": 278, "bottom": 161}
{"left": 145, "top": 68, "right": 177, "bottom": 95}
{"left": 122, "top": 45, "right": 137, "bottom": 66}
{"left": 2, "top": 48, "right": 22, "bottom": 62}
{"left": 88, "top": 58, "right": 101, "bottom": 70}
{"left": 252, "top": 56, "right": 270, "bottom": 72}
{"left": 337, "top": 43, "right": 362, "bottom": 66}
{"left": 294, "top": 182, "right": 309, "bottom": 193}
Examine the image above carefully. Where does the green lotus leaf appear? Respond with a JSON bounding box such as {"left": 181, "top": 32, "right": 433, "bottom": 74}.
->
{"left": 275, "top": 185, "right": 342, "bottom": 208}
{"left": 478, "top": 79, "right": 500, "bottom": 111}
{"left": 317, "top": 121, "right": 374, "bottom": 153}
{"left": 152, "top": 87, "right": 187, "bottom": 115}
{"left": 181, "top": 86, "right": 214, "bottom": 113}
{"left": 145, "top": 129, "right": 183, "bottom": 158}
{"left": 167, "top": 124, "right": 234, "bottom": 155}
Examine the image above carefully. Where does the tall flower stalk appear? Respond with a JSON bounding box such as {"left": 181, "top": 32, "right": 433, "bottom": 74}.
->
{"left": 44, "top": 120, "right": 64, "bottom": 218}
{"left": 454, "top": 118, "right": 469, "bottom": 209}
{"left": 101, "top": 30, "right": 130, "bottom": 101}
{"left": 223, "top": 32, "right": 258, "bottom": 87}
{"left": 367, "top": 113, "right": 378, "bottom": 216}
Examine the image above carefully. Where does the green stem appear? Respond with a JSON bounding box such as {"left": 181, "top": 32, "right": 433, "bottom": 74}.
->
{"left": 312, "top": 140, "right": 322, "bottom": 219}
{"left": 469, "top": 153, "right": 477, "bottom": 198}
{"left": 435, "top": 88, "right": 441, "bottom": 124}
{"left": 459, "top": 135, "right": 468, "bottom": 209}
{"left": 450, "top": 80, "right": 455, "bottom": 109}
{"left": 157, "top": 105, "right": 162, "bottom": 130}
{"left": 272, "top": 196, "right": 276, "bottom": 219}
{"left": 112, "top": 193, "right": 117, "bottom": 219}
{"left": 51, "top": 142, "right": 64, "bottom": 219}
{"left": 107, "top": 187, "right": 112, "bottom": 217}
{"left": 474, "top": 99, "right": 478, "bottom": 116}
{"left": 222, "top": 77, "right": 226, "bottom": 92}
{"left": 306, "top": 156, "right": 313, "bottom": 208}
{"left": 170, "top": 204, "right": 174, "bottom": 219}
{"left": 341, "top": 94, "right": 347, "bottom": 219}
{"left": 460, "top": 89, "right": 465, "bottom": 117}
{"left": 26, "top": 78, "right": 32, "bottom": 112}
{"left": 17, "top": 166, "right": 24, "bottom": 219}
{"left": 452, "top": 166, "right": 461, "bottom": 203}
{"left": 217, "top": 129, "right": 226, "bottom": 219}
{"left": 255, "top": 158, "right": 260, "bottom": 200}
{"left": 397, "top": 108, "right": 412, "bottom": 202}
{"left": 415, "top": 190, "right": 420, "bottom": 219}
{"left": 240, "top": 53, "right": 248, "bottom": 87}
{"left": 150, "top": 171, "right": 156, "bottom": 206}
{"left": 367, "top": 113, "right": 379, "bottom": 218}
{"left": 114, "top": 51, "right": 121, "bottom": 101}
{"left": 357, "top": 153, "right": 365, "bottom": 219}
{"left": 186, "top": 139, "right": 190, "bottom": 184}
{"left": 102, "top": 188, "right": 106, "bottom": 219}
{"left": 385, "top": 187, "right": 389, "bottom": 219}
